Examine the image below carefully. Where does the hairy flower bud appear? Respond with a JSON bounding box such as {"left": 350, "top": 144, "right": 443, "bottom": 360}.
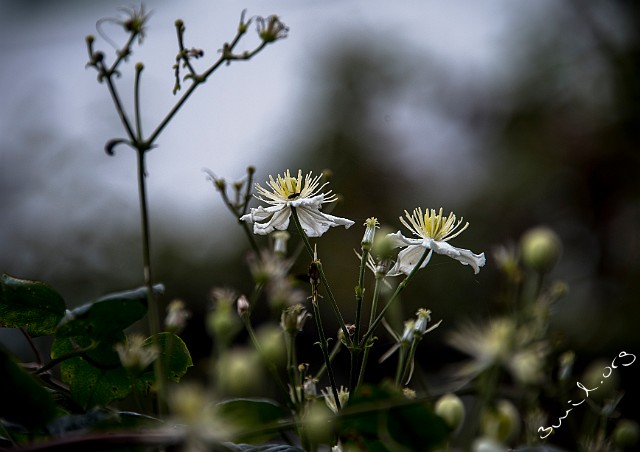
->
{"left": 480, "top": 399, "right": 520, "bottom": 443}
{"left": 520, "top": 226, "right": 562, "bottom": 272}
{"left": 280, "top": 304, "right": 311, "bottom": 334}
{"left": 165, "top": 299, "right": 190, "bottom": 334}
{"left": 435, "top": 393, "right": 465, "bottom": 432}
{"left": 115, "top": 334, "right": 159, "bottom": 374}
{"left": 361, "top": 217, "right": 379, "bottom": 251}
{"left": 612, "top": 419, "right": 640, "bottom": 449}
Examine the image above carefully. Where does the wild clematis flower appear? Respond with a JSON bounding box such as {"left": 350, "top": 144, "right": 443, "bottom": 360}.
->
{"left": 387, "top": 207, "right": 485, "bottom": 276}
{"left": 240, "top": 169, "right": 354, "bottom": 237}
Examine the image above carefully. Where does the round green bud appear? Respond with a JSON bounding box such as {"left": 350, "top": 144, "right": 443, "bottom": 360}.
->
{"left": 480, "top": 399, "right": 520, "bottom": 443}
{"left": 256, "top": 325, "right": 285, "bottom": 365}
{"left": 215, "top": 348, "right": 261, "bottom": 396}
{"left": 435, "top": 393, "right": 465, "bottom": 431}
{"left": 520, "top": 226, "right": 562, "bottom": 272}
{"left": 303, "top": 401, "right": 333, "bottom": 445}
{"left": 582, "top": 359, "right": 619, "bottom": 401}
{"left": 612, "top": 419, "right": 640, "bottom": 448}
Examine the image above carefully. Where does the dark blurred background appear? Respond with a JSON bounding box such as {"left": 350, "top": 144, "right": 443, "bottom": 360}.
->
{"left": 1, "top": 0, "right": 639, "bottom": 439}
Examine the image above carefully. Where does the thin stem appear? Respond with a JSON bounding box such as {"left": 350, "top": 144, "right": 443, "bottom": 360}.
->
{"left": 34, "top": 344, "right": 97, "bottom": 375}
{"left": 146, "top": 40, "right": 267, "bottom": 146}
{"left": 356, "top": 277, "right": 382, "bottom": 389}
{"left": 19, "top": 327, "right": 42, "bottom": 366}
{"left": 359, "top": 248, "right": 431, "bottom": 349}
{"left": 136, "top": 150, "right": 167, "bottom": 415}
{"left": 394, "top": 343, "right": 408, "bottom": 386}
{"left": 354, "top": 249, "right": 368, "bottom": 342}
{"left": 311, "top": 300, "right": 341, "bottom": 412}
{"left": 313, "top": 338, "right": 342, "bottom": 382}
{"left": 350, "top": 248, "right": 369, "bottom": 391}
{"left": 134, "top": 63, "right": 144, "bottom": 141}
{"left": 289, "top": 207, "right": 353, "bottom": 348}
{"left": 285, "top": 331, "right": 301, "bottom": 408}
{"left": 100, "top": 62, "right": 136, "bottom": 141}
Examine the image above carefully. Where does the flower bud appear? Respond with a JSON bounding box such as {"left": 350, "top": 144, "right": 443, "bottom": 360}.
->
{"left": 256, "top": 15, "right": 289, "bottom": 43}
{"left": 256, "top": 324, "right": 285, "bottom": 365}
{"left": 303, "top": 401, "right": 333, "bottom": 446}
{"left": 373, "top": 226, "right": 396, "bottom": 261}
{"left": 272, "top": 230, "right": 290, "bottom": 256}
{"left": 480, "top": 399, "right": 520, "bottom": 443}
{"left": 361, "top": 217, "right": 379, "bottom": 251}
{"left": 115, "top": 334, "right": 159, "bottom": 374}
{"left": 520, "top": 226, "right": 562, "bottom": 272}
{"left": 236, "top": 294, "right": 250, "bottom": 318}
{"left": 558, "top": 350, "right": 575, "bottom": 381}
{"left": 435, "top": 393, "right": 465, "bottom": 431}
{"left": 612, "top": 419, "right": 639, "bottom": 449}
{"left": 582, "top": 359, "right": 619, "bottom": 401}
{"left": 165, "top": 299, "right": 190, "bottom": 334}
{"left": 216, "top": 348, "right": 262, "bottom": 396}
{"left": 280, "top": 304, "right": 311, "bottom": 334}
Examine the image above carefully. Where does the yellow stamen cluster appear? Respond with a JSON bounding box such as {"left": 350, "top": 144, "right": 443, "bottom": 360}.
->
{"left": 401, "top": 207, "right": 469, "bottom": 242}
{"left": 254, "top": 169, "right": 336, "bottom": 204}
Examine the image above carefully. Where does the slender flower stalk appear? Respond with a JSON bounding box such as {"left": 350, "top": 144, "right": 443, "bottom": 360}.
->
{"left": 289, "top": 207, "right": 353, "bottom": 347}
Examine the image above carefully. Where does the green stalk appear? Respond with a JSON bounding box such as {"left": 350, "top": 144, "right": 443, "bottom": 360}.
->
{"left": 356, "top": 277, "right": 382, "bottom": 389}
{"left": 289, "top": 207, "right": 353, "bottom": 347}
{"left": 359, "top": 248, "right": 431, "bottom": 349}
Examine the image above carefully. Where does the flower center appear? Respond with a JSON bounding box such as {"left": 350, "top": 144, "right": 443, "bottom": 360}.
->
{"left": 401, "top": 207, "right": 469, "bottom": 242}
{"left": 254, "top": 169, "right": 336, "bottom": 205}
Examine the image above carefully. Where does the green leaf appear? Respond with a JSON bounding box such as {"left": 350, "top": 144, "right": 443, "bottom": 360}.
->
{"left": 0, "top": 273, "right": 66, "bottom": 337}
{"left": 51, "top": 336, "right": 131, "bottom": 409}
{"left": 56, "top": 284, "right": 163, "bottom": 340}
{"left": 0, "top": 345, "right": 58, "bottom": 428}
{"left": 338, "top": 383, "right": 449, "bottom": 451}
{"left": 216, "top": 399, "right": 289, "bottom": 443}
{"left": 136, "top": 332, "right": 193, "bottom": 391}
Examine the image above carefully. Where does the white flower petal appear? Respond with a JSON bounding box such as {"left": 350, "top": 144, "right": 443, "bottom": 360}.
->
{"left": 429, "top": 240, "right": 486, "bottom": 274}
{"left": 387, "top": 231, "right": 421, "bottom": 249}
{"left": 241, "top": 205, "right": 292, "bottom": 235}
{"left": 295, "top": 206, "right": 354, "bottom": 237}
{"left": 289, "top": 194, "right": 324, "bottom": 209}
{"left": 387, "top": 245, "right": 433, "bottom": 277}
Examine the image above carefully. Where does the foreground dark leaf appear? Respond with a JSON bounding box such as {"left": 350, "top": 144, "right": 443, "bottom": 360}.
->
{"left": 0, "top": 274, "right": 66, "bottom": 337}
{"left": 0, "top": 345, "right": 57, "bottom": 428}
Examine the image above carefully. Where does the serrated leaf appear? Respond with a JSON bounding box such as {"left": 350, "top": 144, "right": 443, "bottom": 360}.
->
{"left": 136, "top": 332, "right": 193, "bottom": 392}
{"left": 0, "top": 346, "right": 57, "bottom": 428}
{"left": 0, "top": 274, "right": 66, "bottom": 337}
{"left": 216, "top": 399, "right": 289, "bottom": 444}
{"left": 56, "top": 284, "right": 163, "bottom": 340}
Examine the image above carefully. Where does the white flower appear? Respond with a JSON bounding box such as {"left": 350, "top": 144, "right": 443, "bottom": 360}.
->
{"left": 240, "top": 169, "right": 354, "bottom": 237}
{"left": 387, "top": 207, "right": 485, "bottom": 276}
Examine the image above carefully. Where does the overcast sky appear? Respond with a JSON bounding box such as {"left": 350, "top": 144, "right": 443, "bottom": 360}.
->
{"left": 0, "top": 0, "right": 559, "bottom": 280}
